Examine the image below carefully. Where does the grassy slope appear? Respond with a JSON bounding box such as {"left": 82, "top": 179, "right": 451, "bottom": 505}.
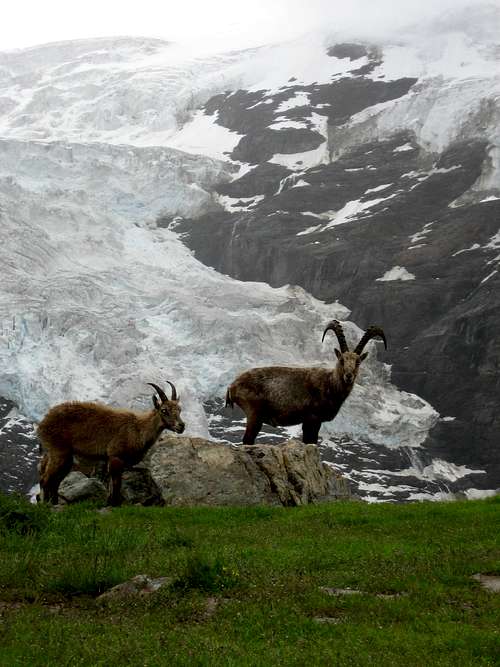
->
{"left": 0, "top": 495, "right": 499, "bottom": 666}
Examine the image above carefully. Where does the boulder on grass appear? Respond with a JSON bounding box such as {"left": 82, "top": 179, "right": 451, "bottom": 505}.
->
{"left": 147, "top": 436, "right": 349, "bottom": 507}
{"left": 56, "top": 437, "right": 349, "bottom": 507}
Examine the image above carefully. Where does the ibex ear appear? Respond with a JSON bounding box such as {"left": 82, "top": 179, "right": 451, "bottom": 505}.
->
{"left": 152, "top": 395, "right": 160, "bottom": 410}
{"left": 334, "top": 348, "right": 342, "bottom": 360}
{"left": 360, "top": 352, "right": 368, "bottom": 362}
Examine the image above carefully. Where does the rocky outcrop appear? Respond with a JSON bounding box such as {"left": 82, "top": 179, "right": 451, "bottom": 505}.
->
{"left": 178, "top": 128, "right": 500, "bottom": 492}
{"left": 52, "top": 437, "right": 349, "bottom": 507}
{"left": 147, "top": 436, "right": 349, "bottom": 507}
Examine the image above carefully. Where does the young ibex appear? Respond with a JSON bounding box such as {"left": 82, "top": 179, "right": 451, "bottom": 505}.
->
{"left": 37, "top": 382, "right": 184, "bottom": 506}
{"left": 226, "top": 321, "right": 387, "bottom": 445}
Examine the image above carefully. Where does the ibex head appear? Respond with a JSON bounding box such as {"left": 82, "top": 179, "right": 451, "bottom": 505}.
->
{"left": 147, "top": 382, "right": 185, "bottom": 433}
{"left": 322, "top": 320, "right": 387, "bottom": 387}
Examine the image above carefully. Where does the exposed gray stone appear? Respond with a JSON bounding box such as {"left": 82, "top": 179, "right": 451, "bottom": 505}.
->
{"left": 96, "top": 574, "right": 170, "bottom": 602}
{"left": 58, "top": 471, "right": 107, "bottom": 504}
{"left": 120, "top": 465, "right": 163, "bottom": 506}
{"left": 472, "top": 574, "right": 500, "bottom": 593}
{"left": 147, "top": 436, "right": 349, "bottom": 506}
{"left": 51, "top": 437, "right": 348, "bottom": 507}
{"left": 320, "top": 586, "right": 363, "bottom": 597}
{"left": 320, "top": 586, "right": 406, "bottom": 598}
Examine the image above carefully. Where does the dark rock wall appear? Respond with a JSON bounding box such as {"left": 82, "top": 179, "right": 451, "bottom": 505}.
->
{"left": 176, "top": 51, "right": 500, "bottom": 488}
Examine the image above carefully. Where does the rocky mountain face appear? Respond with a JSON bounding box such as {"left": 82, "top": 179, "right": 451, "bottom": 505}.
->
{"left": 174, "top": 36, "right": 500, "bottom": 496}
{"left": 0, "top": 10, "right": 499, "bottom": 502}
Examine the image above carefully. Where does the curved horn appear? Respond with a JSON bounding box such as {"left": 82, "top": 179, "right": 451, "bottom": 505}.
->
{"left": 165, "top": 380, "right": 178, "bottom": 401}
{"left": 322, "top": 319, "right": 349, "bottom": 352}
{"left": 147, "top": 383, "right": 168, "bottom": 403}
{"left": 353, "top": 326, "right": 387, "bottom": 354}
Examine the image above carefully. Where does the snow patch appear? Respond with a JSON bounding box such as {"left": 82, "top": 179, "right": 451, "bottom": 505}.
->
{"left": 218, "top": 194, "right": 264, "bottom": 212}
{"left": 480, "top": 270, "right": 497, "bottom": 284}
{"left": 409, "top": 221, "right": 434, "bottom": 246}
{"left": 323, "top": 195, "right": 395, "bottom": 229}
{"left": 276, "top": 92, "right": 310, "bottom": 113}
{"left": 376, "top": 266, "right": 416, "bottom": 282}
{"left": 465, "top": 488, "right": 498, "bottom": 500}
{"left": 297, "top": 224, "right": 323, "bottom": 236}
{"left": 269, "top": 140, "right": 328, "bottom": 171}
{"left": 165, "top": 111, "right": 243, "bottom": 161}
{"left": 364, "top": 183, "right": 393, "bottom": 194}
{"left": 452, "top": 243, "right": 481, "bottom": 256}
{"left": 485, "top": 230, "right": 500, "bottom": 250}
{"left": 268, "top": 119, "right": 309, "bottom": 131}
{"left": 393, "top": 143, "right": 414, "bottom": 152}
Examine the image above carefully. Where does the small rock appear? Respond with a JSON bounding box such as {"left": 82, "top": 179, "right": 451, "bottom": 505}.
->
{"left": 58, "top": 471, "right": 107, "bottom": 505}
{"left": 320, "top": 586, "right": 406, "bottom": 599}
{"left": 320, "top": 586, "right": 363, "bottom": 596}
{"left": 203, "top": 596, "right": 219, "bottom": 619}
{"left": 472, "top": 574, "right": 500, "bottom": 592}
{"left": 96, "top": 574, "right": 170, "bottom": 602}
{"left": 50, "top": 504, "right": 67, "bottom": 512}
{"left": 121, "top": 466, "right": 163, "bottom": 506}
{"left": 314, "top": 616, "right": 343, "bottom": 624}
{"left": 96, "top": 506, "right": 112, "bottom": 514}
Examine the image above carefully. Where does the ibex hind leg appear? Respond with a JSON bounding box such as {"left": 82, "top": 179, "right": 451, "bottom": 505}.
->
{"left": 39, "top": 451, "right": 73, "bottom": 504}
{"left": 302, "top": 420, "right": 321, "bottom": 445}
{"left": 108, "top": 456, "right": 125, "bottom": 507}
{"left": 242, "top": 414, "right": 263, "bottom": 446}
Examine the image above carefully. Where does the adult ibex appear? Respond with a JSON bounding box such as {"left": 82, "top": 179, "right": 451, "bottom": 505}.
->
{"left": 226, "top": 321, "right": 387, "bottom": 445}
{"left": 38, "top": 382, "right": 184, "bottom": 506}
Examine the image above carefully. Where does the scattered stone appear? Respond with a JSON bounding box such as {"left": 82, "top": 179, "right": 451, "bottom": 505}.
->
{"left": 202, "top": 596, "right": 220, "bottom": 619}
{"left": 320, "top": 586, "right": 406, "bottom": 598}
{"left": 96, "top": 575, "right": 170, "bottom": 602}
{"left": 96, "top": 506, "right": 112, "bottom": 514}
{"left": 320, "top": 586, "right": 363, "bottom": 597}
{"left": 472, "top": 574, "right": 500, "bottom": 593}
{"left": 50, "top": 504, "right": 67, "bottom": 512}
{"left": 120, "top": 465, "right": 163, "bottom": 506}
{"left": 314, "top": 616, "right": 343, "bottom": 624}
{"left": 58, "top": 471, "right": 107, "bottom": 505}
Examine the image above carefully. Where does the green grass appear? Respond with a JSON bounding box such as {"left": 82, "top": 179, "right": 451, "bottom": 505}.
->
{"left": 0, "top": 494, "right": 499, "bottom": 666}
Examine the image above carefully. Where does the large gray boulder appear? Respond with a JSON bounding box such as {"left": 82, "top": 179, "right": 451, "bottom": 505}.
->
{"left": 146, "top": 436, "right": 349, "bottom": 506}
{"left": 53, "top": 437, "right": 349, "bottom": 507}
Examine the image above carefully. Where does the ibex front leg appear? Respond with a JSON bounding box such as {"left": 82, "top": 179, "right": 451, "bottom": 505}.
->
{"left": 108, "top": 456, "right": 125, "bottom": 506}
{"left": 242, "top": 412, "right": 263, "bottom": 445}
{"left": 302, "top": 419, "right": 321, "bottom": 445}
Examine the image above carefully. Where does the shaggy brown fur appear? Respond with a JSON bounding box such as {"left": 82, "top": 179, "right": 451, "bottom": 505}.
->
{"left": 37, "top": 382, "right": 184, "bottom": 506}
{"left": 226, "top": 321, "right": 387, "bottom": 445}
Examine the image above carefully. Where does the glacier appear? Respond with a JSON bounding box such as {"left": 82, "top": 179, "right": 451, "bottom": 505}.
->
{"left": 0, "top": 137, "right": 436, "bottom": 448}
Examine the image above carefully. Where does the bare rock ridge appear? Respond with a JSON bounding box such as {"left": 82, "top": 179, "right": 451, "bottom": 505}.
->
{"left": 59, "top": 437, "right": 350, "bottom": 507}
